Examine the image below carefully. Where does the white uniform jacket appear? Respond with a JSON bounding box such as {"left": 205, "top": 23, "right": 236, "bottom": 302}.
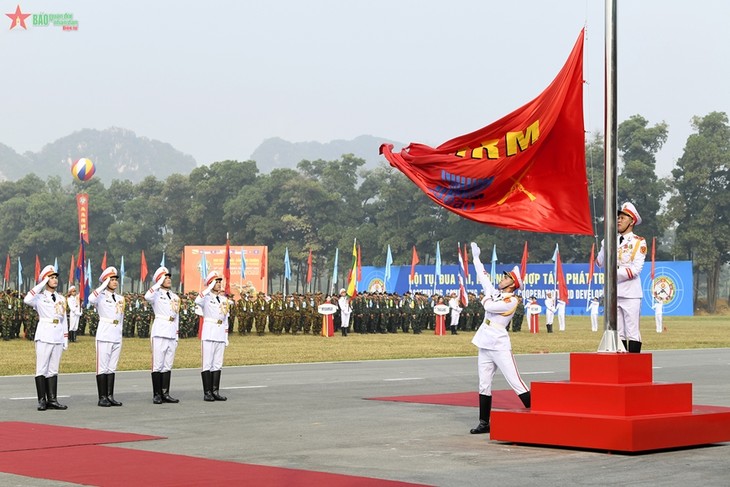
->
{"left": 24, "top": 287, "right": 68, "bottom": 344}
{"left": 145, "top": 288, "right": 180, "bottom": 339}
{"left": 597, "top": 232, "right": 647, "bottom": 299}
{"left": 194, "top": 292, "right": 230, "bottom": 343}
{"left": 470, "top": 250, "right": 518, "bottom": 351}
{"left": 89, "top": 289, "right": 124, "bottom": 343}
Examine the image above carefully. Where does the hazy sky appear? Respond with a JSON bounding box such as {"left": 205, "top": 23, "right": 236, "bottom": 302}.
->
{"left": 2, "top": 0, "right": 728, "bottom": 177}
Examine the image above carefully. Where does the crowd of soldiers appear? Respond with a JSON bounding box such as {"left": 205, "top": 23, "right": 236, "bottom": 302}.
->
{"left": 1, "top": 288, "right": 527, "bottom": 341}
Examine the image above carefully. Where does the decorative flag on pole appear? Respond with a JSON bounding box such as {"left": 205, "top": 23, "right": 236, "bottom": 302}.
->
{"left": 160, "top": 251, "right": 166, "bottom": 268}
{"left": 199, "top": 251, "right": 208, "bottom": 279}
{"left": 457, "top": 243, "right": 469, "bottom": 307}
{"left": 68, "top": 254, "right": 75, "bottom": 285}
{"left": 306, "top": 249, "right": 313, "bottom": 285}
{"left": 76, "top": 193, "right": 90, "bottom": 243}
{"left": 380, "top": 30, "right": 591, "bottom": 235}
{"left": 17, "top": 257, "right": 23, "bottom": 290}
{"left": 284, "top": 247, "right": 291, "bottom": 281}
{"left": 224, "top": 236, "right": 231, "bottom": 295}
{"left": 553, "top": 244, "right": 569, "bottom": 304}
{"left": 101, "top": 251, "right": 107, "bottom": 271}
{"left": 385, "top": 244, "right": 393, "bottom": 287}
{"left": 331, "top": 248, "right": 339, "bottom": 291}
{"left": 4, "top": 254, "right": 10, "bottom": 285}
{"left": 240, "top": 249, "right": 246, "bottom": 278}
{"left": 35, "top": 255, "right": 40, "bottom": 282}
{"left": 650, "top": 237, "right": 656, "bottom": 280}
{"left": 140, "top": 250, "right": 148, "bottom": 283}
{"left": 409, "top": 245, "right": 419, "bottom": 286}
{"left": 84, "top": 258, "right": 92, "bottom": 306}
{"left": 77, "top": 241, "right": 86, "bottom": 303}
{"left": 433, "top": 242, "right": 441, "bottom": 293}
{"left": 357, "top": 244, "right": 362, "bottom": 283}
{"left": 53, "top": 257, "right": 58, "bottom": 274}
{"left": 179, "top": 250, "right": 184, "bottom": 283}
{"left": 490, "top": 245, "right": 498, "bottom": 286}
{"left": 520, "top": 241, "right": 529, "bottom": 281}
{"left": 346, "top": 239, "right": 358, "bottom": 297}
{"left": 462, "top": 243, "right": 469, "bottom": 278}
{"left": 120, "top": 255, "right": 125, "bottom": 293}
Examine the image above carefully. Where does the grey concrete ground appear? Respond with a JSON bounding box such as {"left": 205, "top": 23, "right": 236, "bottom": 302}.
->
{"left": 1, "top": 348, "right": 729, "bottom": 486}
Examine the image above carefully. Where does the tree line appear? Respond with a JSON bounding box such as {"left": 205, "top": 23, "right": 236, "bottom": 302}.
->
{"left": 0, "top": 112, "right": 727, "bottom": 312}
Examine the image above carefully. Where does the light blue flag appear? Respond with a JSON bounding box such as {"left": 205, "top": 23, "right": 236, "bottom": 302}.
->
{"left": 200, "top": 252, "right": 208, "bottom": 279}
{"left": 331, "top": 248, "right": 339, "bottom": 287}
{"left": 53, "top": 257, "right": 58, "bottom": 273}
{"left": 385, "top": 245, "right": 393, "bottom": 284}
{"left": 120, "top": 256, "right": 126, "bottom": 293}
{"left": 490, "top": 244, "right": 498, "bottom": 285}
{"left": 284, "top": 247, "right": 291, "bottom": 281}
{"left": 160, "top": 251, "right": 166, "bottom": 267}
{"left": 241, "top": 250, "right": 246, "bottom": 278}
{"left": 434, "top": 242, "right": 441, "bottom": 278}
{"left": 17, "top": 257, "right": 22, "bottom": 288}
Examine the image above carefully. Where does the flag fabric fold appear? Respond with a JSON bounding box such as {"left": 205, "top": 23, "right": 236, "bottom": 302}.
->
{"left": 380, "top": 30, "right": 591, "bottom": 235}
{"left": 346, "top": 240, "right": 358, "bottom": 297}
{"left": 224, "top": 238, "right": 232, "bottom": 295}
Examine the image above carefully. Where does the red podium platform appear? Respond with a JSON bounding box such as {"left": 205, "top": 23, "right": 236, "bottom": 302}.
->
{"left": 490, "top": 353, "right": 730, "bottom": 452}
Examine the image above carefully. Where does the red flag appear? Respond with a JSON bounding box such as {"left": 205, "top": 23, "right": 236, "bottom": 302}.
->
{"left": 410, "top": 246, "right": 419, "bottom": 283}
{"left": 77, "top": 241, "right": 86, "bottom": 304}
{"left": 140, "top": 250, "right": 148, "bottom": 283}
{"left": 587, "top": 242, "right": 595, "bottom": 286}
{"left": 380, "top": 30, "right": 590, "bottom": 235}
{"left": 224, "top": 237, "right": 231, "bottom": 295}
{"left": 462, "top": 243, "right": 469, "bottom": 277}
{"left": 260, "top": 248, "right": 266, "bottom": 280}
{"left": 3, "top": 254, "right": 9, "bottom": 283}
{"left": 650, "top": 237, "right": 656, "bottom": 280}
{"left": 346, "top": 240, "right": 358, "bottom": 297}
{"left": 68, "top": 254, "right": 75, "bottom": 284}
{"left": 180, "top": 249, "right": 185, "bottom": 284}
{"left": 101, "top": 251, "right": 107, "bottom": 271}
{"left": 520, "top": 241, "right": 529, "bottom": 280}
{"left": 356, "top": 244, "right": 362, "bottom": 282}
{"left": 306, "top": 249, "right": 313, "bottom": 284}
{"left": 555, "top": 251, "right": 569, "bottom": 304}
{"left": 35, "top": 255, "right": 40, "bottom": 282}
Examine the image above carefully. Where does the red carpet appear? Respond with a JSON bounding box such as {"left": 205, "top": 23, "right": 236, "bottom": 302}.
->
{"left": 0, "top": 422, "right": 429, "bottom": 486}
{"left": 0, "top": 421, "right": 163, "bottom": 452}
{"left": 367, "top": 390, "right": 525, "bottom": 409}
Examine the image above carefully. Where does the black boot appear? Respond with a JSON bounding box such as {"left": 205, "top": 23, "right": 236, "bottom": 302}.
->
{"left": 518, "top": 391, "right": 531, "bottom": 409}
{"left": 450, "top": 326, "right": 458, "bottom": 335}
{"left": 546, "top": 324, "right": 553, "bottom": 333}
{"left": 106, "top": 373, "right": 122, "bottom": 406}
{"left": 628, "top": 340, "right": 642, "bottom": 353}
{"left": 211, "top": 370, "right": 227, "bottom": 401}
{"left": 161, "top": 371, "right": 179, "bottom": 403}
{"left": 201, "top": 370, "right": 215, "bottom": 402}
{"left": 96, "top": 374, "right": 111, "bottom": 407}
{"left": 45, "top": 375, "right": 68, "bottom": 410}
{"left": 151, "top": 372, "right": 163, "bottom": 404}
{"left": 35, "top": 375, "right": 47, "bottom": 411}
{"left": 470, "top": 394, "right": 492, "bottom": 434}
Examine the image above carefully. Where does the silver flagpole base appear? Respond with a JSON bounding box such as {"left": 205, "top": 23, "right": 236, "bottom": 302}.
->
{"left": 597, "top": 330, "right": 627, "bottom": 353}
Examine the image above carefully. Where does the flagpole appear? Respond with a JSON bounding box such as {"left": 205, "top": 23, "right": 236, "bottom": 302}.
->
{"left": 598, "top": 0, "right": 621, "bottom": 352}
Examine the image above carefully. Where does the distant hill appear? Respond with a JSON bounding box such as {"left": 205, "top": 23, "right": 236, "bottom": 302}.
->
{"left": 250, "top": 134, "right": 404, "bottom": 173}
{"left": 0, "top": 127, "right": 197, "bottom": 184}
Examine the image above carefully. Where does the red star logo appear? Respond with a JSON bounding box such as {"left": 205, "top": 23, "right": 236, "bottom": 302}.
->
{"left": 6, "top": 5, "right": 31, "bottom": 30}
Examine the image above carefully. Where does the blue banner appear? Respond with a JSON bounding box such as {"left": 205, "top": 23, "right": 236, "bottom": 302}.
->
{"left": 358, "top": 261, "right": 693, "bottom": 316}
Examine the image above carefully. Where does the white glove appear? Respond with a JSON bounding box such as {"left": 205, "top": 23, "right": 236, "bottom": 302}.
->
{"left": 151, "top": 277, "right": 164, "bottom": 291}
{"left": 63, "top": 339, "right": 68, "bottom": 351}
{"left": 470, "top": 242, "right": 481, "bottom": 259}
{"left": 202, "top": 280, "right": 216, "bottom": 296}
{"left": 95, "top": 278, "right": 110, "bottom": 295}
{"left": 32, "top": 277, "right": 50, "bottom": 294}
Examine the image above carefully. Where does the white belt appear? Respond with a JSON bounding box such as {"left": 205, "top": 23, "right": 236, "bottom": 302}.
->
{"left": 100, "top": 317, "right": 121, "bottom": 325}
{"left": 155, "top": 315, "right": 176, "bottom": 322}
{"left": 39, "top": 318, "right": 61, "bottom": 324}
{"left": 203, "top": 318, "right": 224, "bottom": 325}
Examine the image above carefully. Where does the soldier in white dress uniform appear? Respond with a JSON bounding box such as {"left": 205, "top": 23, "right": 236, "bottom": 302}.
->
{"left": 89, "top": 266, "right": 124, "bottom": 407}
{"left": 145, "top": 266, "right": 181, "bottom": 404}
{"left": 448, "top": 292, "right": 462, "bottom": 335}
{"left": 195, "top": 271, "right": 230, "bottom": 402}
{"left": 338, "top": 289, "right": 352, "bottom": 336}
{"left": 24, "top": 265, "right": 69, "bottom": 411}
{"left": 66, "top": 285, "right": 81, "bottom": 343}
{"left": 469, "top": 243, "right": 531, "bottom": 434}
{"left": 597, "top": 202, "right": 647, "bottom": 353}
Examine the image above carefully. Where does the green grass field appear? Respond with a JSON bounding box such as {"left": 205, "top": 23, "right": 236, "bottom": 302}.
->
{"left": 1, "top": 315, "right": 728, "bottom": 376}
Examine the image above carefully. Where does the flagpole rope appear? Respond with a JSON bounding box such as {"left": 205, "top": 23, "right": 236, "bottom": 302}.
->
{"left": 582, "top": 21, "right": 602, "bottom": 251}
